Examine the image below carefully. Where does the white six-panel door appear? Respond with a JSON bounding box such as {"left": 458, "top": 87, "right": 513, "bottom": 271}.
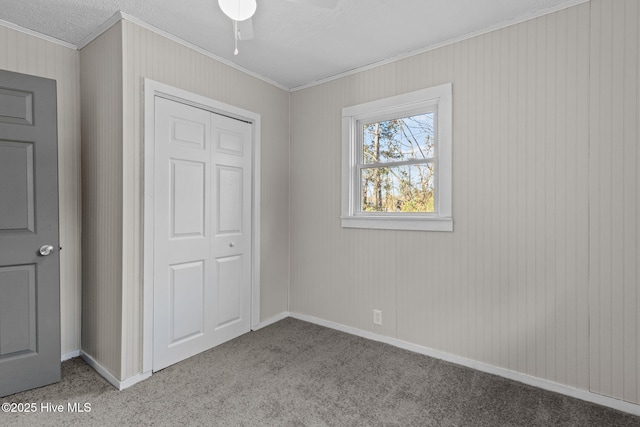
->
{"left": 153, "top": 97, "right": 252, "bottom": 371}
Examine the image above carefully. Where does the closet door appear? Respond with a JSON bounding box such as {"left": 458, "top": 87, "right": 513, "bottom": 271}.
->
{"left": 153, "top": 97, "right": 252, "bottom": 371}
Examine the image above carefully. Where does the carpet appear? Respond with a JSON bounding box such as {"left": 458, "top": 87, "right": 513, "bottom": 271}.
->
{"left": 2, "top": 318, "right": 638, "bottom": 426}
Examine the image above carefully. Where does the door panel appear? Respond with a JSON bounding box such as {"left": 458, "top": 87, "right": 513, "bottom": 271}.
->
{"left": 0, "top": 87, "right": 33, "bottom": 125}
{"left": 0, "top": 69, "right": 60, "bottom": 397}
{"left": 169, "top": 261, "right": 205, "bottom": 345}
{"left": 217, "top": 166, "right": 243, "bottom": 233}
{"left": 172, "top": 117, "right": 206, "bottom": 149}
{"left": 153, "top": 97, "right": 252, "bottom": 371}
{"left": 171, "top": 159, "right": 206, "bottom": 237}
{"left": 216, "top": 255, "right": 242, "bottom": 328}
{"left": 0, "top": 141, "right": 34, "bottom": 231}
{"left": 0, "top": 265, "right": 36, "bottom": 356}
{"left": 218, "top": 129, "right": 244, "bottom": 154}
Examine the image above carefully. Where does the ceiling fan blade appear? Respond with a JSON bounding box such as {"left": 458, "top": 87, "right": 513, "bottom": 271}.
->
{"left": 236, "top": 18, "right": 254, "bottom": 41}
{"left": 285, "top": 0, "right": 339, "bottom": 9}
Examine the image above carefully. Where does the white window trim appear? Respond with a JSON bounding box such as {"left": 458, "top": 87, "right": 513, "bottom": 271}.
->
{"left": 341, "top": 83, "right": 452, "bottom": 231}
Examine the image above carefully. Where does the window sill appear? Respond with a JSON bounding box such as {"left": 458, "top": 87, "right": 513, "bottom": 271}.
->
{"left": 341, "top": 216, "right": 453, "bottom": 232}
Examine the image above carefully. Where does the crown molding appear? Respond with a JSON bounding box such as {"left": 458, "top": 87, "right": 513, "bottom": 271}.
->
{"left": 1, "top": 0, "right": 590, "bottom": 93}
{"left": 2, "top": 11, "right": 289, "bottom": 93}
{"left": 0, "top": 18, "right": 77, "bottom": 50}
{"left": 118, "top": 12, "right": 290, "bottom": 92}
{"left": 76, "top": 11, "right": 123, "bottom": 50}
{"left": 290, "top": 0, "right": 590, "bottom": 91}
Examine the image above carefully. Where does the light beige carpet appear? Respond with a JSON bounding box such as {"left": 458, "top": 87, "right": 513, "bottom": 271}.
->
{"left": 2, "top": 318, "right": 639, "bottom": 426}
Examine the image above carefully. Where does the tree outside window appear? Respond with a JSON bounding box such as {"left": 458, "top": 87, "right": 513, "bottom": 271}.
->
{"left": 361, "top": 113, "right": 435, "bottom": 213}
{"left": 341, "top": 83, "right": 452, "bottom": 231}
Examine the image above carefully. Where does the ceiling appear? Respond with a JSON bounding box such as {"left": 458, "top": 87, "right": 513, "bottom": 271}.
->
{"left": 0, "top": 0, "right": 585, "bottom": 90}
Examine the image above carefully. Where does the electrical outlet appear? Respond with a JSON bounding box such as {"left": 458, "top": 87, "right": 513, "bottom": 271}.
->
{"left": 373, "top": 309, "right": 382, "bottom": 325}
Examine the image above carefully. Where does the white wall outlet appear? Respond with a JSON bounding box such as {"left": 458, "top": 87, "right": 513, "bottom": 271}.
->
{"left": 373, "top": 309, "right": 382, "bottom": 325}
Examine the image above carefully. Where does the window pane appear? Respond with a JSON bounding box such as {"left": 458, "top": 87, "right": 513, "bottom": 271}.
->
{"left": 361, "top": 163, "right": 435, "bottom": 213}
{"left": 362, "top": 113, "right": 435, "bottom": 164}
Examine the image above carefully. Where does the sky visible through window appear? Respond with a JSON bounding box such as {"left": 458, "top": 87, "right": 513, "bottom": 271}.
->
{"left": 361, "top": 112, "right": 435, "bottom": 213}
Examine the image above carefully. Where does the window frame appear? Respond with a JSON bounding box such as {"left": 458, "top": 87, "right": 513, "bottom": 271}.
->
{"left": 341, "top": 83, "right": 453, "bottom": 231}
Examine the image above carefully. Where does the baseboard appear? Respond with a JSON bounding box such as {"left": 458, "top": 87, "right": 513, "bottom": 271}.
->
{"left": 80, "top": 351, "right": 151, "bottom": 391}
{"left": 119, "top": 370, "right": 152, "bottom": 390}
{"left": 289, "top": 312, "right": 640, "bottom": 417}
{"left": 61, "top": 350, "right": 80, "bottom": 362}
{"left": 252, "top": 311, "right": 291, "bottom": 331}
{"left": 78, "top": 312, "right": 291, "bottom": 391}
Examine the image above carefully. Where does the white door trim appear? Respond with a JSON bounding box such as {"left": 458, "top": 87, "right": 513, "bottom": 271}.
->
{"left": 142, "top": 79, "right": 261, "bottom": 374}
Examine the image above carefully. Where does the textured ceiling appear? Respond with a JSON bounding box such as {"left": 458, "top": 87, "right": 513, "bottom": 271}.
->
{"left": 0, "top": 0, "right": 585, "bottom": 89}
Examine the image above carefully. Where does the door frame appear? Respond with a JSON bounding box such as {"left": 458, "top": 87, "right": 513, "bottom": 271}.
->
{"left": 142, "top": 79, "right": 261, "bottom": 374}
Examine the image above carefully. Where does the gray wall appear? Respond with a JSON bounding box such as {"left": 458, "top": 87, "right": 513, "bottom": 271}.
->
{"left": 291, "top": 0, "right": 640, "bottom": 405}
{"left": 589, "top": 0, "right": 640, "bottom": 404}
{"left": 80, "top": 23, "right": 124, "bottom": 377}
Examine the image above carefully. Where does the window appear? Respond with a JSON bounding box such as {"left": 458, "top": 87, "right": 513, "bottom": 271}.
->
{"left": 341, "top": 83, "right": 452, "bottom": 231}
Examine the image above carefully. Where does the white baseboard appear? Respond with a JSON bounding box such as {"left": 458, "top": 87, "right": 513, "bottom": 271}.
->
{"left": 289, "top": 312, "right": 640, "bottom": 417}
{"left": 74, "top": 312, "right": 640, "bottom": 416}
{"left": 80, "top": 351, "right": 151, "bottom": 391}
{"left": 119, "top": 370, "right": 152, "bottom": 390}
{"left": 61, "top": 350, "right": 80, "bottom": 362}
{"left": 252, "top": 311, "right": 291, "bottom": 331}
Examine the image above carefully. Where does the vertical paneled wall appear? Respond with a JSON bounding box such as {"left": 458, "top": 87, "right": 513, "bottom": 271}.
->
{"left": 589, "top": 0, "right": 640, "bottom": 404}
{"left": 120, "top": 20, "right": 290, "bottom": 379}
{"left": 79, "top": 23, "right": 124, "bottom": 377}
{"left": 0, "top": 26, "right": 82, "bottom": 357}
{"left": 291, "top": 2, "right": 593, "bottom": 393}
{"left": 394, "top": 6, "right": 592, "bottom": 389}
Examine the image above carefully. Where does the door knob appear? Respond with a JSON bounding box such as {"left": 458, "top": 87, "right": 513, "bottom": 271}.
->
{"left": 229, "top": 242, "right": 235, "bottom": 247}
{"left": 39, "top": 245, "right": 54, "bottom": 256}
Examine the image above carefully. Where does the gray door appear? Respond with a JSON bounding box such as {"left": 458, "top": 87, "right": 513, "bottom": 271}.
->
{"left": 0, "top": 69, "right": 60, "bottom": 396}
